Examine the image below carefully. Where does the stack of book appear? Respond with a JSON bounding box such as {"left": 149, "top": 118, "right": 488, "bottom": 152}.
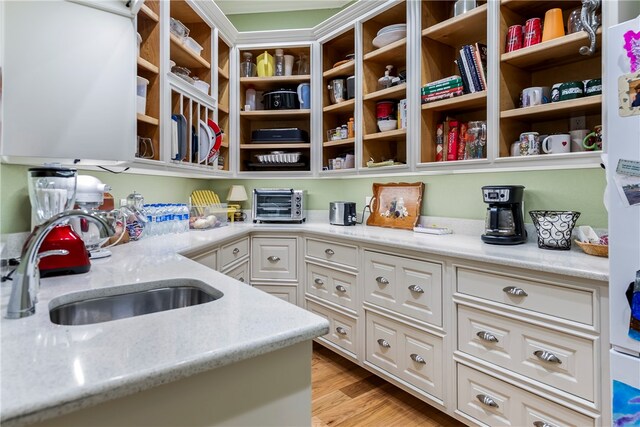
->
{"left": 421, "top": 76, "right": 464, "bottom": 104}
{"left": 455, "top": 42, "right": 487, "bottom": 94}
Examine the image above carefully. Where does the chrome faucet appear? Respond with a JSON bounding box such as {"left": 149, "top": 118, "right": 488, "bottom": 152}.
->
{"left": 5, "top": 209, "right": 114, "bottom": 319}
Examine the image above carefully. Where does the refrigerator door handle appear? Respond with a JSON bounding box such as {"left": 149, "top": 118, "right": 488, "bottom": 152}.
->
{"left": 626, "top": 270, "right": 640, "bottom": 308}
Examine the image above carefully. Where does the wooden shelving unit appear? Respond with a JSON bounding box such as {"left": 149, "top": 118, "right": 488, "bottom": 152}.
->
{"left": 321, "top": 26, "right": 356, "bottom": 172}
{"left": 137, "top": 57, "right": 159, "bottom": 74}
{"left": 169, "top": 34, "right": 211, "bottom": 69}
{"left": 420, "top": 1, "right": 488, "bottom": 164}
{"left": 139, "top": 4, "right": 159, "bottom": 22}
{"left": 238, "top": 46, "right": 312, "bottom": 172}
{"left": 361, "top": 1, "right": 407, "bottom": 168}
{"left": 137, "top": 113, "right": 159, "bottom": 126}
{"left": 217, "top": 36, "right": 231, "bottom": 171}
{"left": 498, "top": 0, "right": 603, "bottom": 158}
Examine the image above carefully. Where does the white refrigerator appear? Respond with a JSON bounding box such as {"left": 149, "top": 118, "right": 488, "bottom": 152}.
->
{"left": 606, "top": 14, "right": 640, "bottom": 427}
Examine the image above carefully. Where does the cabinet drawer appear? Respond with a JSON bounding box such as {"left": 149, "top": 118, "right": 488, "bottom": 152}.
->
{"left": 190, "top": 249, "right": 217, "bottom": 270}
{"left": 306, "top": 300, "right": 357, "bottom": 356}
{"left": 456, "top": 267, "right": 594, "bottom": 325}
{"left": 254, "top": 285, "right": 297, "bottom": 305}
{"left": 223, "top": 260, "right": 249, "bottom": 285}
{"left": 306, "top": 238, "right": 358, "bottom": 269}
{"left": 457, "top": 364, "right": 594, "bottom": 427}
{"left": 220, "top": 237, "right": 249, "bottom": 270}
{"left": 366, "top": 312, "right": 443, "bottom": 400}
{"left": 306, "top": 263, "right": 357, "bottom": 312}
{"left": 458, "top": 305, "right": 595, "bottom": 402}
{"left": 364, "top": 251, "right": 442, "bottom": 327}
{"left": 251, "top": 237, "right": 297, "bottom": 281}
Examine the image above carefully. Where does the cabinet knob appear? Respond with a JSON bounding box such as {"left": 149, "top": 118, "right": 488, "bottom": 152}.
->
{"left": 502, "top": 286, "right": 528, "bottom": 297}
{"left": 325, "top": 248, "right": 335, "bottom": 256}
{"left": 233, "top": 247, "right": 240, "bottom": 255}
{"left": 239, "top": 277, "right": 245, "bottom": 283}
{"left": 335, "top": 285, "right": 347, "bottom": 293}
{"left": 335, "top": 326, "right": 347, "bottom": 336}
{"left": 377, "top": 338, "right": 391, "bottom": 348}
{"left": 376, "top": 276, "right": 389, "bottom": 285}
{"left": 314, "top": 278, "right": 324, "bottom": 286}
{"left": 409, "top": 353, "right": 426, "bottom": 364}
{"left": 533, "top": 350, "right": 562, "bottom": 364}
{"left": 408, "top": 284, "right": 424, "bottom": 293}
{"left": 267, "top": 256, "right": 280, "bottom": 262}
{"left": 476, "top": 331, "right": 499, "bottom": 343}
{"left": 533, "top": 422, "right": 556, "bottom": 427}
{"left": 476, "top": 394, "right": 499, "bottom": 408}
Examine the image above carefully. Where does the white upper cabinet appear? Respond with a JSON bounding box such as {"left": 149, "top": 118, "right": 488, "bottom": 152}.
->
{"left": 1, "top": 0, "right": 135, "bottom": 164}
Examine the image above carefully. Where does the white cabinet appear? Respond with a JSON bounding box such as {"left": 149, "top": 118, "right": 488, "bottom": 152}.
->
{"left": 251, "top": 237, "right": 297, "bottom": 282}
{"left": 1, "top": 1, "right": 135, "bottom": 163}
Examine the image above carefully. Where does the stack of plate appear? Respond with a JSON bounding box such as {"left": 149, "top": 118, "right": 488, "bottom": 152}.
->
{"left": 372, "top": 24, "right": 407, "bottom": 48}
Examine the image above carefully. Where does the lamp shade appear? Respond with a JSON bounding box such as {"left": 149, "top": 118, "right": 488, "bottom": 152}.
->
{"left": 227, "top": 185, "right": 248, "bottom": 202}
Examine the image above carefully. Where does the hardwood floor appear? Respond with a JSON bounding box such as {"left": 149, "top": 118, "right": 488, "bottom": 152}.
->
{"left": 312, "top": 343, "right": 466, "bottom": 427}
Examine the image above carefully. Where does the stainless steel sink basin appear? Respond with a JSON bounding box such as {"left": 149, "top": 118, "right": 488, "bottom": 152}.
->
{"left": 49, "top": 279, "right": 223, "bottom": 326}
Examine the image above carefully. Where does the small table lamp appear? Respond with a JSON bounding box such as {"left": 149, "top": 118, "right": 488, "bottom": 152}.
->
{"left": 227, "top": 185, "right": 248, "bottom": 222}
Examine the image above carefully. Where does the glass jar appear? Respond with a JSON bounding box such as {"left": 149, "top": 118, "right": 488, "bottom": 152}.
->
{"left": 274, "top": 48, "right": 284, "bottom": 76}
{"left": 240, "top": 52, "right": 256, "bottom": 77}
{"left": 296, "top": 53, "right": 310, "bottom": 75}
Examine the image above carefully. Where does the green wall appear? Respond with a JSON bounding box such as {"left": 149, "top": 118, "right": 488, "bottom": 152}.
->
{"left": 226, "top": 4, "right": 353, "bottom": 31}
{"left": 0, "top": 164, "right": 211, "bottom": 234}
{"left": 211, "top": 168, "right": 607, "bottom": 227}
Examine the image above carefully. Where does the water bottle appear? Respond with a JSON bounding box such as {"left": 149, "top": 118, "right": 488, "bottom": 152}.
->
{"left": 143, "top": 204, "right": 155, "bottom": 237}
{"left": 181, "top": 204, "right": 190, "bottom": 232}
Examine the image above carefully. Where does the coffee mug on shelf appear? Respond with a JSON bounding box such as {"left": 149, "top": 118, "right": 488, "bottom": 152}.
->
{"left": 522, "top": 86, "right": 550, "bottom": 107}
{"left": 559, "top": 81, "right": 584, "bottom": 101}
{"left": 584, "top": 78, "right": 602, "bottom": 96}
{"left": 550, "top": 83, "right": 562, "bottom": 102}
{"left": 505, "top": 25, "right": 524, "bottom": 53}
{"left": 541, "top": 8, "right": 565, "bottom": 42}
{"left": 583, "top": 125, "right": 603, "bottom": 150}
{"left": 523, "top": 17, "right": 542, "bottom": 48}
{"left": 519, "top": 131, "right": 540, "bottom": 156}
{"left": 569, "top": 129, "right": 589, "bottom": 152}
{"left": 510, "top": 141, "right": 521, "bottom": 156}
{"left": 542, "top": 134, "right": 571, "bottom": 154}
{"left": 453, "top": 0, "right": 477, "bottom": 17}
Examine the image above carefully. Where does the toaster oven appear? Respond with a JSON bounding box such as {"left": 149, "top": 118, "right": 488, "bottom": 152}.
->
{"left": 252, "top": 189, "right": 306, "bottom": 223}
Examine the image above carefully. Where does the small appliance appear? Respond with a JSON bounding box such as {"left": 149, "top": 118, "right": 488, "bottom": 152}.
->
{"left": 262, "top": 88, "right": 298, "bottom": 109}
{"left": 329, "top": 201, "right": 356, "bottom": 226}
{"left": 252, "top": 189, "right": 305, "bottom": 223}
{"left": 25, "top": 167, "right": 90, "bottom": 277}
{"left": 70, "top": 175, "right": 113, "bottom": 259}
{"left": 480, "top": 185, "right": 527, "bottom": 245}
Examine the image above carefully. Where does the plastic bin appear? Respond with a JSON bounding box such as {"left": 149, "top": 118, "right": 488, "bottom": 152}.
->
{"left": 183, "top": 37, "right": 203, "bottom": 56}
{"left": 193, "top": 79, "right": 210, "bottom": 95}
{"left": 189, "top": 204, "right": 228, "bottom": 230}
{"left": 136, "top": 76, "right": 149, "bottom": 115}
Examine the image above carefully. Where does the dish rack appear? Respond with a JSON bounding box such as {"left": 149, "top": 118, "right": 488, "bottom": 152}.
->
{"left": 256, "top": 152, "right": 302, "bottom": 164}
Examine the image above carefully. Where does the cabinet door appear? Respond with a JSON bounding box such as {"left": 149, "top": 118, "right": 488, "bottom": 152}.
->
{"left": 251, "top": 237, "right": 297, "bottom": 281}
{"left": 2, "top": 1, "right": 135, "bottom": 162}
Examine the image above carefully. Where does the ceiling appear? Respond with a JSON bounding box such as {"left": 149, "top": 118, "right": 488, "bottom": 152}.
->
{"left": 215, "top": 0, "right": 352, "bottom": 15}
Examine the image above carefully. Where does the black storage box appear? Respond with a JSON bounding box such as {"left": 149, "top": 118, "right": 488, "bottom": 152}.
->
{"left": 251, "top": 128, "right": 308, "bottom": 143}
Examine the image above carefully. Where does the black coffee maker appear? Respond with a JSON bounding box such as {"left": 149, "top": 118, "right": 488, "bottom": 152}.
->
{"left": 481, "top": 185, "right": 527, "bottom": 245}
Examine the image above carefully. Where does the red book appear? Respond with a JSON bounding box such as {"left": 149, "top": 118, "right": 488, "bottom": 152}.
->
{"left": 447, "top": 121, "right": 459, "bottom": 161}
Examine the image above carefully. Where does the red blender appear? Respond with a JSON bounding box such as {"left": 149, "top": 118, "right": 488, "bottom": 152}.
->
{"left": 25, "top": 167, "right": 91, "bottom": 277}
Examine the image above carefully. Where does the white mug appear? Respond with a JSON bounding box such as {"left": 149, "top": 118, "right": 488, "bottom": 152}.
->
{"left": 510, "top": 141, "right": 520, "bottom": 156}
{"left": 569, "top": 129, "right": 589, "bottom": 152}
{"left": 522, "top": 86, "right": 551, "bottom": 107}
{"left": 284, "top": 55, "right": 294, "bottom": 76}
{"left": 542, "top": 134, "right": 571, "bottom": 154}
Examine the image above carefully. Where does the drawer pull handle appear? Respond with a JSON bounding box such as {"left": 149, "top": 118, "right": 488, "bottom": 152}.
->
{"left": 335, "top": 327, "right": 347, "bottom": 336}
{"left": 336, "top": 285, "right": 347, "bottom": 293}
{"left": 267, "top": 256, "right": 280, "bottom": 262}
{"left": 409, "top": 353, "right": 426, "bottom": 364}
{"left": 502, "top": 286, "right": 528, "bottom": 297}
{"left": 314, "top": 278, "right": 324, "bottom": 286}
{"left": 239, "top": 277, "right": 245, "bottom": 283}
{"left": 533, "top": 422, "right": 556, "bottom": 427}
{"left": 476, "top": 394, "right": 499, "bottom": 408}
{"left": 232, "top": 248, "right": 240, "bottom": 255}
{"left": 533, "top": 350, "right": 562, "bottom": 364}
{"left": 476, "top": 331, "right": 499, "bottom": 343}
{"left": 376, "top": 276, "right": 389, "bottom": 285}
{"left": 377, "top": 339, "right": 391, "bottom": 348}
{"left": 325, "top": 248, "right": 335, "bottom": 256}
{"left": 408, "top": 285, "right": 424, "bottom": 293}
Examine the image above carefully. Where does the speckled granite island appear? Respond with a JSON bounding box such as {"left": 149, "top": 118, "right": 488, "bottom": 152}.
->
{"left": 1, "top": 218, "right": 609, "bottom": 427}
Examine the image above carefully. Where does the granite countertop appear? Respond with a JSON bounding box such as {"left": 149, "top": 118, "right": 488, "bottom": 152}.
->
{"left": 0, "top": 216, "right": 608, "bottom": 426}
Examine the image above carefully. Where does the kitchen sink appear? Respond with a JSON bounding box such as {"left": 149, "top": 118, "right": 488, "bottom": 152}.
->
{"left": 49, "top": 279, "right": 223, "bottom": 326}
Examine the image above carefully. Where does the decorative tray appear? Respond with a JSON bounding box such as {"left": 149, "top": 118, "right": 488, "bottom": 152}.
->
{"left": 366, "top": 182, "right": 424, "bottom": 230}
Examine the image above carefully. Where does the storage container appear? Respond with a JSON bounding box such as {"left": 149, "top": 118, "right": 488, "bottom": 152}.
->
{"left": 193, "top": 78, "right": 210, "bottom": 95}
{"left": 136, "top": 76, "right": 149, "bottom": 115}
{"left": 183, "top": 37, "right": 203, "bottom": 56}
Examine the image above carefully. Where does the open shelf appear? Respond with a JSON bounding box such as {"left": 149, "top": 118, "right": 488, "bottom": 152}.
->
{"left": 137, "top": 113, "right": 159, "bottom": 126}
{"left": 170, "top": 33, "right": 210, "bottom": 69}
{"left": 500, "top": 95, "right": 602, "bottom": 120}
{"left": 501, "top": 28, "right": 603, "bottom": 69}
{"left": 363, "top": 83, "right": 407, "bottom": 102}
{"left": 363, "top": 38, "right": 407, "bottom": 62}
{"left": 240, "top": 109, "right": 311, "bottom": 121}
{"left": 323, "top": 138, "right": 355, "bottom": 148}
{"left": 218, "top": 103, "right": 229, "bottom": 114}
{"left": 364, "top": 128, "right": 406, "bottom": 142}
{"left": 239, "top": 75, "right": 311, "bottom": 91}
{"left": 421, "top": 91, "right": 487, "bottom": 112}
{"left": 240, "top": 143, "right": 311, "bottom": 150}
{"left": 422, "top": 3, "right": 488, "bottom": 47}
{"left": 218, "top": 67, "right": 229, "bottom": 80}
{"left": 323, "top": 99, "right": 355, "bottom": 114}
{"left": 139, "top": 4, "right": 159, "bottom": 22}
{"left": 167, "top": 73, "right": 216, "bottom": 109}
{"left": 496, "top": 150, "right": 602, "bottom": 162}
{"left": 137, "top": 57, "right": 159, "bottom": 74}
{"left": 323, "top": 60, "right": 355, "bottom": 78}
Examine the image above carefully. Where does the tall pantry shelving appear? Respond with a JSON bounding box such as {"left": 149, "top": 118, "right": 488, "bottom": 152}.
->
{"left": 321, "top": 26, "right": 356, "bottom": 173}
{"left": 361, "top": 1, "right": 408, "bottom": 170}
{"left": 216, "top": 35, "right": 231, "bottom": 171}
{"left": 419, "top": 1, "right": 488, "bottom": 165}
{"left": 237, "top": 46, "right": 312, "bottom": 172}
{"left": 498, "top": 0, "right": 602, "bottom": 162}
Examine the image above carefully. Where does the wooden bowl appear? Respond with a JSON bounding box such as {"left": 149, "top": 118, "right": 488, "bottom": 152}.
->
{"left": 575, "top": 240, "right": 609, "bottom": 257}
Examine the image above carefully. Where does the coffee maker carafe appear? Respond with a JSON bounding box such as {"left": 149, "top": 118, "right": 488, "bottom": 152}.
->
{"left": 481, "top": 185, "right": 527, "bottom": 245}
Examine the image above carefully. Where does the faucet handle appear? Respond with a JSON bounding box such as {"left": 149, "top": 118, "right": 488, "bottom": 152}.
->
{"left": 37, "top": 249, "right": 69, "bottom": 260}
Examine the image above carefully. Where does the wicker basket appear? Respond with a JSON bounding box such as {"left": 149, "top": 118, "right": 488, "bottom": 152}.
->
{"left": 575, "top": 240, "right": 609, "bottom": 257}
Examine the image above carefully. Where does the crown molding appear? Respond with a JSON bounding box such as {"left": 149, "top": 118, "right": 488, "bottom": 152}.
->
{"left": 236, "top": 28, "right": 316, "bottom": 45}
{"left": 195, "top": 0, "right": 239, "bottom": 41}
{"left": 313, "top": 0, "right": 388, "bottom": 41}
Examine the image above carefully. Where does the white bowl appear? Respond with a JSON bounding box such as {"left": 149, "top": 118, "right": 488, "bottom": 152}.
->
{"left": 372, "top": 29, "right": 406, "bottom": 48}
{"left": 378, "top": 120, "right": 397, "bottom": 132}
